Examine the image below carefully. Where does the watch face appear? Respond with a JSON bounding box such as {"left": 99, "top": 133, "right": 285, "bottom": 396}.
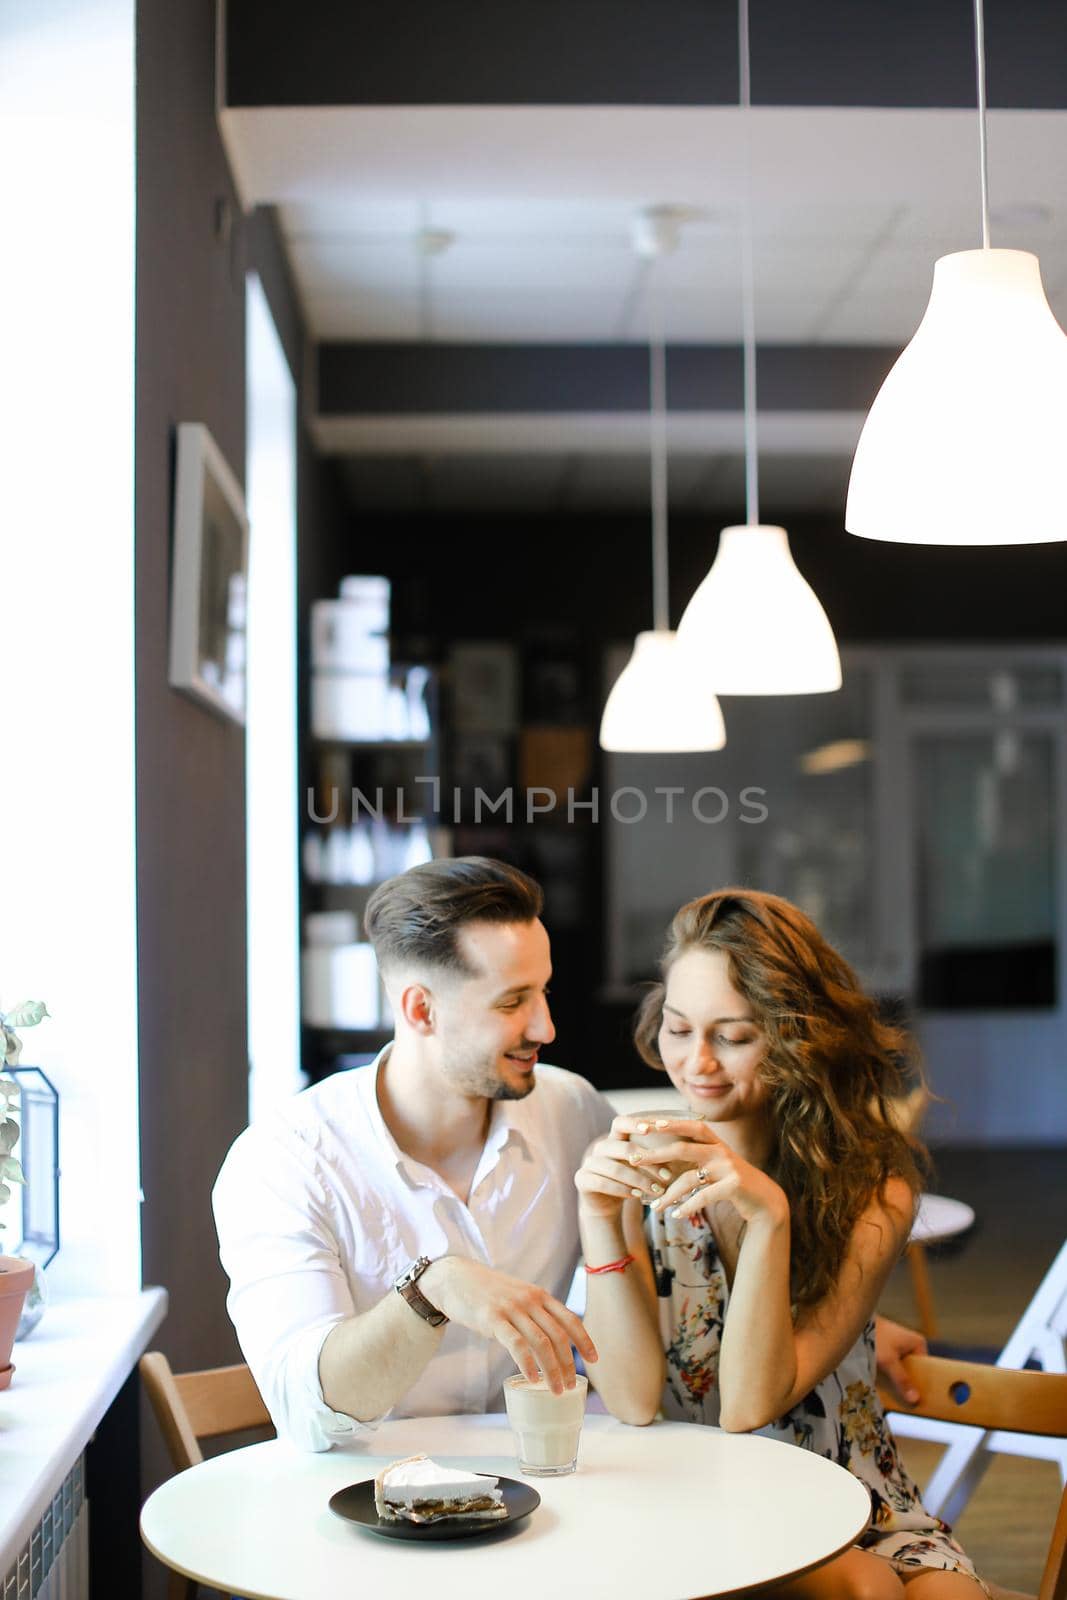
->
{"left": 398, "top": 1256, "right": 428, "bottom": 1289}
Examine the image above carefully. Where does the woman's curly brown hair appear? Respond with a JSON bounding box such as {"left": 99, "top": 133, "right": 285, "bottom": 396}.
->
{"left": 634, "top": 888, "right": 928, "bottom": 1311}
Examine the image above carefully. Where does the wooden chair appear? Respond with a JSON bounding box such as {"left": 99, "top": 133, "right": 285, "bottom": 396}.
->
{"left": 884, "top": 1353, "right": 1067, "bottom": 1600}
{"left": 889, "top": 1241, "right": 1067, "bottom": 1523}
{"left": 140, "top": 1351, "right": 274, "bottom": 1599}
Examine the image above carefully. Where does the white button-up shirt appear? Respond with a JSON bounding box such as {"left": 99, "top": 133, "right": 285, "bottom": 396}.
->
{"left": 212, "top": 1048, "right": 615, "bottom": 1451}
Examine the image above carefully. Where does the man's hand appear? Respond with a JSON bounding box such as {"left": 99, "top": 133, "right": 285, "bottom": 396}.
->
{"left": 420, "top": 1257, "right": 597, "bottom": 1394}
{"left": 875, "top": 1313, "right": 926, "bottom": 1405}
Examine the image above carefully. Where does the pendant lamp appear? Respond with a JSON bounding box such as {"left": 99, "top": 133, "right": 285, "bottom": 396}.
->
{"left": 678, "top": 524, "right": 842, "bottom": 695}
{"left": 846, "top": 0, "right": 1067, "bottom": 546}
{"left": 676, "top": 0, "right": 841, "bottom": 695}
{"left": 599, "top": 216, "right": 726, "bottom": 753}
{"left": 600, "top": 629, "right": 727, "bottom": 753}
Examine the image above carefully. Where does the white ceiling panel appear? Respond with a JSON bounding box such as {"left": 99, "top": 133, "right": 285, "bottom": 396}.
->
{"left": 303, "top": 293, "right": 419, "bottom": 340}
{"left": 280, "top": 197, "right": 426, "bottom": 238}
{"left": 815, "top": 244, "right": 946, "bottom": 341}
{"left": 417, "top": 196, "right": 647, "bottom": 239}
{"left": 747, "top": 202, "right": 907, "bottom": 245}
{"left": 288, "top": 237, "right": 420, "bottom": 297}
{"left": 816, "top": 293, "right": 930, "bottom": 345}
{"left": 752, "top": 239, "right": 876, "bottom": 291}
{"left": 643, "top": 290, "right": 742, "bottom": 343}
{"left": 225, "top": 105, "right": 1066, "bottom": 211}
{"left": 428, "top": 288, "right": 627, "bottom": 342}
{"left": 248, "top": 105, "right": 1067, "bottom": 348}
{"left": 654, "top": 239, "right": 738, "bottom": 288}
{"left": 428, "top": 238, "right": 635, "bottom": 294}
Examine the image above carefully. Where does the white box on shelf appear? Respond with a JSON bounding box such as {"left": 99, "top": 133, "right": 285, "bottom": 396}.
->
{"left": 338, "top": 575, "right": 390, "bottom": 633}
{"left": 311, "top": 671, "right": 391, "bottom": 740}
{"left": 304, "top": 911, "right": 358, "bottom": 947}
{"left": 302, "top": 942, "right": 380, "bottom": 1030}
{"left": 311, "top": 602, "right": 390, "bottom": 672}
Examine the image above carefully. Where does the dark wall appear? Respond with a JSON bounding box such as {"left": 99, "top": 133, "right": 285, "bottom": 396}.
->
{"left": 316, "top": 342, "right": 896, "bottom": 417}
{"left": 225, "top": 0, "right": 1067, "bottom": 110}
{"left": 134, "top": 8, "right": 347, "bottom": 1596}
{"left": 135, "top": 3, "right": 247, "bottom": 1594}
{"left": 136, "top": 0, "right": 247, "bottom": 1380}
{"left": 136, "top": 22, "right": 348, "bottom": 1370}
{"left": 227, "top": 0, "right": 733, "bottom": 107}
{"left": 359, "top": 508, "right": 1067, "bottom": 648}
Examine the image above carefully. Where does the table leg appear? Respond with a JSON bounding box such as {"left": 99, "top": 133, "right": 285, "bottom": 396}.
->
{"left": 167, "top": 1566, "right": 197, "bottom": 1600}
{"left": 907, "top": 1242, "right": 938, "bottom": 1340}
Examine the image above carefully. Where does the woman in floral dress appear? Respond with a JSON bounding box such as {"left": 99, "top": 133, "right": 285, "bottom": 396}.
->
{"left": 576, "top": 888, "right": 987, "bottom": 1598}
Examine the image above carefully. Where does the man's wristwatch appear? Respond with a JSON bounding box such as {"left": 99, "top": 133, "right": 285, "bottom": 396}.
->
{"left": 394, "top": 1255, "right": 448, "bottom": 1328}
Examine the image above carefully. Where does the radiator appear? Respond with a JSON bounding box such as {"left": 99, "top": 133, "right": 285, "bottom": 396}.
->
{"left": 3, "top": 1456, "right": 88, "bottom": 1600}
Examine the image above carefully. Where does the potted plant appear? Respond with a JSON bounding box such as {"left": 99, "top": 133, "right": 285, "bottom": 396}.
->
{"left": 0, "top": 999, "right": 48, "bottom": 1388}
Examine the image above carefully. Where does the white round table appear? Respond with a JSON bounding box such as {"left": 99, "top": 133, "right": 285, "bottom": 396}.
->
{"left": 911, "top": 1194, "right": 976, "bottom": 1247}
{"left": 141, "top": 1412, "right": 871, "bottom": 1600}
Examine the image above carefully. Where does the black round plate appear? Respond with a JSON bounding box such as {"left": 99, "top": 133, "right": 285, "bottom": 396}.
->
{"left": 329, "top": 1476, "right": 541, "bottom": 1542}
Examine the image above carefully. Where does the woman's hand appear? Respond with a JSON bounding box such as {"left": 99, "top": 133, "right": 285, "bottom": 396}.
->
{"left": 574, "top": 1115, "right": 674, "bottom": 1219}
{"left": 874, "top": 1315, "right": 926, "bottom": 1406}
{"left": 626, "top": 1116, "right": 789, "bottom": 1229}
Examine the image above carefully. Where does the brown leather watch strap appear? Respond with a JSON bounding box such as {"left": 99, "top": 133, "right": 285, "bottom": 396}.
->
{"left": 394, "top": 1257, "right": 448, "bottom": 1328}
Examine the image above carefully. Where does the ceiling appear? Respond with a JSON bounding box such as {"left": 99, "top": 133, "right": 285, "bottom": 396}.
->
{"left": 228, "top": 107, "right": 1067, "bottom": 345}
{"left": 221, "top": 92, "right": 1067, "bottom": 513}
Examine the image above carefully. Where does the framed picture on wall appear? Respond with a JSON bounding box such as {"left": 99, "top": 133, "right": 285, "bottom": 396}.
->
{"left": 168, "top": 421, "right": 250, "bottom": 724}
{"left": 448, "top": 642, "right": 519, "bottom": 734}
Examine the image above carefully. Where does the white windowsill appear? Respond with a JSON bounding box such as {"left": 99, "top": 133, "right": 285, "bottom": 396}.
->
{"left": 0, "top": 1286, "right": 168, "bottom": 1572}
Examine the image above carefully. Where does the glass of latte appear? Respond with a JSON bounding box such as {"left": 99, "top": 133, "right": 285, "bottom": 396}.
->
{"left": 503, "top": 1373, "right": 588, "bottom": 1476}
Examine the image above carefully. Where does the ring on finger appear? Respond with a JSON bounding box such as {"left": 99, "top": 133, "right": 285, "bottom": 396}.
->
{"left": 695, "top": 1166, "right": 711, "bottom": 1185}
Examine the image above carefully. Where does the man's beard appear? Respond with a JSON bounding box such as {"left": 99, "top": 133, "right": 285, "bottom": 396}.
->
{"left": 445, "top": 1046, "right": 539, "bottom": 1101}
{"left": 492, "top": 1075, "right": 537, "bottom": 1101}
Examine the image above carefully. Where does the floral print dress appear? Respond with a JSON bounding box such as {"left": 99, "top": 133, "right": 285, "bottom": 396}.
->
{"left": 647, "top": 1205, "right": 986, "bottom": 1586}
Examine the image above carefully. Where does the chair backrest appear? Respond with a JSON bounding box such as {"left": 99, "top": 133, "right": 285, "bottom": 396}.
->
{"left": 894, "top": 1355, "right": 1067, "bottom": 1600}
{"left": 898, "top": 1353, "right": 1067, "bottom": 1436}
{"left": 140, "top": 1351, "right": 273, "bottom": 1473}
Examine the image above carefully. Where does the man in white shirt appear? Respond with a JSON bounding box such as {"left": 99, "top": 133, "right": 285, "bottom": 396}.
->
{"left": 213, "top": 856, "right": 614, "bottom": 1452}
{"left": 213, "top": 855, "right": 926, "bottom": 1452}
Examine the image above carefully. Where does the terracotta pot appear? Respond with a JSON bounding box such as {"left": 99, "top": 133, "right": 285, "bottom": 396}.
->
{"left": 0, "top": 1256, "right": 35, "bottom": 1389}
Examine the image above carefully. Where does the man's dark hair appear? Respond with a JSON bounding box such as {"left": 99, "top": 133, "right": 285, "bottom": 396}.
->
{"left": 364, "top": 856, "right": 543, "bottom": 977}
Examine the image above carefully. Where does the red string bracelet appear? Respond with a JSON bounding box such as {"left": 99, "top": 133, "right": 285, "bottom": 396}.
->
{"left": 584, "top": 1253, "right": 635, "bottom": 1275}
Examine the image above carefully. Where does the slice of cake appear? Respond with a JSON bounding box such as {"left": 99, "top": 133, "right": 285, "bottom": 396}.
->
{"left": 373, "top": 1454, "right": 507, "bottom": 1524}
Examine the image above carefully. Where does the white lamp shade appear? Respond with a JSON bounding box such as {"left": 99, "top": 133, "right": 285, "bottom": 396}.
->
{"left": 846, "top": 249, "right": 1067, "bottom": 546}
{"left": 599, "top": 630, "right": 726, "bottom": 752}
{"left": 676, "top": 525, "right": 842, "bottom": 695}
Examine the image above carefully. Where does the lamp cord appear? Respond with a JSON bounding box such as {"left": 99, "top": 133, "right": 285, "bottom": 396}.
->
{"left": 739, "top": 0, "right": 760, "bottom": 525}
{"left": 649, "top": 266, "right": 670, "bottom": 633}
{"left": 974, "top": 0, "right": 991, "bottom": 249}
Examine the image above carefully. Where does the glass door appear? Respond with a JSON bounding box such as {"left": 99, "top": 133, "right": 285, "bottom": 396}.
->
{"left": 913, "top": 731, "right": 1057, "bottom": 1009}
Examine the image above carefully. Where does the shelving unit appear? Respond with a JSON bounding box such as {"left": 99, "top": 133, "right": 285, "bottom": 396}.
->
{"left": 298, "top": 611, "right": 608, "bottom": 1082}
{"left": 300, "top": 663, "right": 445, "bottom": 1081}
